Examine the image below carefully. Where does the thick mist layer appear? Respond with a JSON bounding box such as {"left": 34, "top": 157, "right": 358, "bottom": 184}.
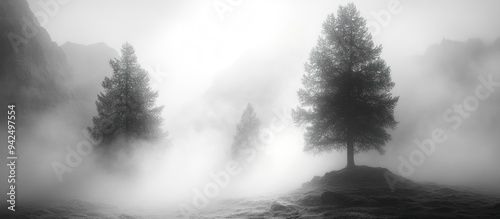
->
{"left": 2, "top": 1, "right": 500, "bottom": 217}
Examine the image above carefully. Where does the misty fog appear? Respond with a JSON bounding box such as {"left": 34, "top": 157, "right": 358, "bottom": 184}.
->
{"left": 2, "top": 0, "right": 500, "bottom": 218}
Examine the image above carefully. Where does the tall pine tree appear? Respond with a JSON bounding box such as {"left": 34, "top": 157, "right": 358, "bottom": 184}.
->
{"left": 88, "top": 43, "right": 165, "bottom": 154}
{"left": 232, "top": 103, "right": 260, "bottom": 159}
{"left": 293, "top": 3, "right": 398, "bottom": 168}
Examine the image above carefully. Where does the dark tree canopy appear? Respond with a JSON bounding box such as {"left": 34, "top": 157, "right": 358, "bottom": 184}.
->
{"left": 293, "top": 3, "right": 398, "bottom": 168}
{"left": 87, "top": 43, "right": 165, "bottom": 154}
{"left": 232, "top": 103, "right": 260, "bottom": 158}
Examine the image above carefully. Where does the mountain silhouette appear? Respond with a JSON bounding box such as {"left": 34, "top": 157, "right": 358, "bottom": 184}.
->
{"left": 0, "top": 0, "right": 73, "bottom": 112}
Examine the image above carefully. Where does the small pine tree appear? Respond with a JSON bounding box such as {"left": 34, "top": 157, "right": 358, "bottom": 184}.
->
{"left": 87, "top": 43, "right": 165, "bottom": 155}
{"left": 293, "top": 3, "right": 398, "bottom": 168}
{"left": 232, "top": 103, "right": 260, "bottom": 158}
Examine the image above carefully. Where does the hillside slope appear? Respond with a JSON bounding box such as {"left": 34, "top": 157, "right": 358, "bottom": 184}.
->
{"left": 0, "top": 0, "right": 73, "bottom": 111}
{"left": 3, "top": 166, "right": 499, "bottom": 218}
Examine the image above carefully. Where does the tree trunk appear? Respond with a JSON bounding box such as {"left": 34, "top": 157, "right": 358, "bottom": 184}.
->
{"left": 346, "top": 136, "right": 355, "bottom": 168}
{"left": 124, "top": 62, "right": 129, "bottom": 144}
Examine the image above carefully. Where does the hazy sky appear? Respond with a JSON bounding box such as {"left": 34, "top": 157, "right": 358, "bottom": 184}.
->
{"left": 26, "top": 0, "right": 500, "bottom": 110}
{"left": 25, "top": 0, "right": 500, "bottom": 195}
{"left": 28, "top": 0, "right": 500, "bottom": 54}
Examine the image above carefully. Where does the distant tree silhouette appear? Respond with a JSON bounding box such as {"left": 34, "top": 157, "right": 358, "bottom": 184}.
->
{"left": 87, "top": 43, "right": 166, "bottom": 155}
{"left": 232, "top": 103, "right": 260, "bottom": 159}
{"left": 293, "top": 3, "right": 398, "bottom": 168}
